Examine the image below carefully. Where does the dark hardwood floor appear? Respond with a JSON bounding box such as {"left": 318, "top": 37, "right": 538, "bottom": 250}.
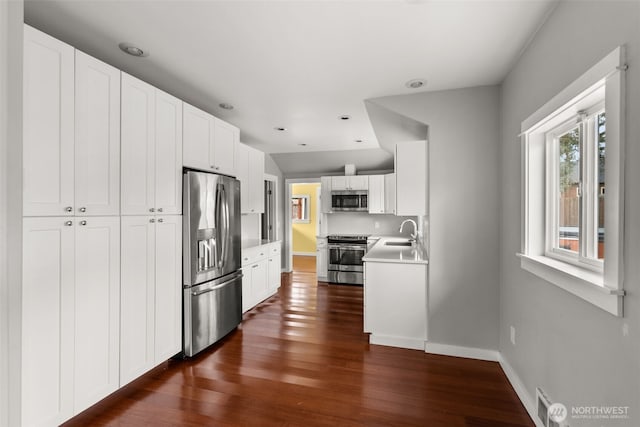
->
{"left": 64, "top": 269, "right": 533, "bottom": 427}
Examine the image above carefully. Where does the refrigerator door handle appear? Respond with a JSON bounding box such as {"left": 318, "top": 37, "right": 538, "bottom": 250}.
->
{"left": 191, "top": 274, "right": 243, "bottom": 296}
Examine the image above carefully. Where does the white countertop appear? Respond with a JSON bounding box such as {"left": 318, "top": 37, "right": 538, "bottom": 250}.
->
{"left": 241, "top": 239, "right": 280, "bottom": 250}
{"left": 362, "top": 237, "right": 428, "bottom": 265}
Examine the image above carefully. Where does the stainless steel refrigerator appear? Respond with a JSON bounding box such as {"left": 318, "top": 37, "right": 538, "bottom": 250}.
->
{"left": 183, "top": 170, "right": 242, "bottom": 357}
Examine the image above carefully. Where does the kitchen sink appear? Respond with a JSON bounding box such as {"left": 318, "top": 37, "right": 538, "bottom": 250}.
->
{"left": 385, "top": 241, "right": 413, "bottom": 247}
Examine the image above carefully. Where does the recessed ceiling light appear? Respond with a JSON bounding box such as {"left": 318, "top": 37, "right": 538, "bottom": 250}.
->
{"left": 298, "top": 143, "right": 307, "bottom": 147}
{"left": 354, "top": 139, "right": 363, "bottom": 143}
{"left": 405, "top": 78, "right": 427, "bottom": 89}
{"left": 339, "top": 115, "right": 351, "bottom": 120}
{"left": 118, "top": 42, "right": 148, "bottom": 57}
{"left": 219, "top": 103, "right": 234, "bottom": 110}
{"left": 274, "top": 127, "right": 287, "bottom": 131}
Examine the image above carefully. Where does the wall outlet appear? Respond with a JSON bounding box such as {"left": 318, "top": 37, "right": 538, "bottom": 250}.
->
{"left": 622, "top": 323, "right": 629, "bottom": 337}
{"left": 374, "top": 221, "right": 380, "bottom": 229}
{"left": 510, "top": 326, "right": 516, "bottom": 346}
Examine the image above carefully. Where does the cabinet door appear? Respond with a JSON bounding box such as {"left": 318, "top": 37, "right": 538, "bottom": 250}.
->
{"left": 396, "top": 141, "right": 427, "bottom": 216}
{"left": 154, "top": 215, "right": 182, "bottom": 362}
{"left": 268, "top": 256, "right": 281, "bottom": 292}
{"left": 331, "top": 176, "right": 347, "bottom": 191}
{"left": 74, "top": 217, "right": 120, "bottom": 413}
{"left": 22, "top": 217, "right": 75, "bottom": 426}
{"left": 23, "top": 25, "right": 75, "bottom": 217}
{"left": 211, "top": 117, "right": 238, "bottom": 176}
{"left": 384, "top": 173, "right": 396, "bottom": 214}
{"left": 235, "top": 143, "right": 250, "bottom": 213}
{"left": 75, "top": 51, "right": 120, "bottom": 216}
{"left": 242, "top": 271, "right": 252, "bottom": 313}
{"left": 247, "top": 146, "right": 265, "bottom": 213}
{"left": 155, "top": 91, "right": 183, "bottom": 215}
{"left": 368, "top": 175, "right": 385, "bottom": 214}
{"left": 251, "top": 260, "right": 269, "bottom": 303}
{"left": 349, "top": 175, "right": 369, "bottom": 190}
{"left": 183, "top": 103, "right": 212, "bottom": 172}
{"left": 320, "top": 176, "right": 332, "bottom": 213}
{"left": 120, "top": 216, "right": 155, "bottom": 386}
{"left": 316, "top": 238, "right": 328, "bottom": 280}
{"left": 121, "top": 73, "right": 156, "bottom": 215}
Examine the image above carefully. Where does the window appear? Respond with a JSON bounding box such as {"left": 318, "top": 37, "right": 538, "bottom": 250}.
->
{"left": 519, "top": 47, "right": 626, "bottom": 316}
{"left": 291, "top": 195, "right": 310, "bottom": 223}
{"left": 545, "top": 105, "right": 604, "bottom": 269}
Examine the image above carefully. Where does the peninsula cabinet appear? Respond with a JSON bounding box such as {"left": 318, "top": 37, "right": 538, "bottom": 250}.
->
{"left": 121, "top": 73, "right": 183, "bottom": 216}
{"left": 120, "top": 215, "right": 182, "bottom": 386}
{"left": 22, "top": 216, "right": 120, "bottom": 427}
{"left": 235, "top": 142, "right": 265, "bottom": 214}
{"left": 183, "top": 102, "right": 238, "bottom": 177}
{"left": 23, "top": 25, "right": 121, "bottom": 217}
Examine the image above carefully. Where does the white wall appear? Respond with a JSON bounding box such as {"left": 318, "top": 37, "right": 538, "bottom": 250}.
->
{"left": 368, "top": 86, "right": 501, "bottom": 351}
{"left": 0, "top": 1, "right": 23, "bottom": 426}
{"left": 326, "top": 213, "right": 416, "bottom": 237}
{"left": 499, "top": 1, "right": 640, "bottom": 423}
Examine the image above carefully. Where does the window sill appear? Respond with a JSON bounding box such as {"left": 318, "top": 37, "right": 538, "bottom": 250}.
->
{"left": 517, "top": 253, "right": 624, "bottom": 316}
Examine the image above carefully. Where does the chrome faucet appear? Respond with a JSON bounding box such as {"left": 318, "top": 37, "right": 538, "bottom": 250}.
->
{"left": 399, "top": 219, "right": 418, "bottom": 241}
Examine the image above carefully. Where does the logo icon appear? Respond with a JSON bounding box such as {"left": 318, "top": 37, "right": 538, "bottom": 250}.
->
{"left": 549, "top": 402, "right": 568, "bottom": 423}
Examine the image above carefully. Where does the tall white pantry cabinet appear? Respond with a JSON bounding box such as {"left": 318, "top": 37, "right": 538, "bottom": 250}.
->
{"left": 22, "top": 25, "right": 182, "bottom": 427}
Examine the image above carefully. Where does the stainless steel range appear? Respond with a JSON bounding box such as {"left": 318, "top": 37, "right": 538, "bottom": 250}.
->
{"left": 327, "top": 234, "right": 370, "bottom": 285}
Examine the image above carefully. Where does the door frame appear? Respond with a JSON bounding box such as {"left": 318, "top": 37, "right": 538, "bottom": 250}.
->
{"left": 285, "top": 178, "right": 322, "bottom": 272}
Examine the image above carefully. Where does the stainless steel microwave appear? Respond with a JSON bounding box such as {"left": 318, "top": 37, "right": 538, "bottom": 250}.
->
{"left": 331, "top": 190, "right": 368, "bottom": 212}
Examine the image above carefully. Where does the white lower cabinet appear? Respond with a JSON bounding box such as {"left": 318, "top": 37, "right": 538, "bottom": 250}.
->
{"left": 268, "top": 242, "right": 282, "bottom": 293}
{"left": 364, "top": 261, "right": 427, "bottom": 350}
{"left": 22, "top": 216, "right": 120, "bottom": 427}
{"left": 242, "top": 241, "right": 281, "bottom": 313}
{"left": 316, "top": 237, "right": 328, "bottom": 281}
{"left": 120, "top": 215, "right": 182, "bottom": 386}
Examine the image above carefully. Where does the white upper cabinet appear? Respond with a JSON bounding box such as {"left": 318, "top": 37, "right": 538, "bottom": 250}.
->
{"left": 121, "top": 73, "right": 182, "bottom": 215}
{"left": 368, "top": 175, "right": 385, "bottom": 214}
{"left": 331, "top": 175, "right": 368, "bottom": 191}
{"left": 23, "top": 25, "right": 75, "bottom": 216}
{"left": 236, "top": 142, "right": 264, "bottom": 214}
{"left": 183, "top": 103, "right": 238, "bottom": 176}
{"left": 212, "top": 117, "right": 238, "bottom": 176}
{"left": 395, "top": 141, "right": 427, "bottom": 216}
{"left": 75, "top": 51, "right": 121, "bottom": 216}
{"left": 384, "top": 173, "right": 396, "bottom": 215}
{"left": 154, "top": 91, "right": 183, "bottom": 214}
{"left": 320, "top": 176, "right": 333, "bottom": 213}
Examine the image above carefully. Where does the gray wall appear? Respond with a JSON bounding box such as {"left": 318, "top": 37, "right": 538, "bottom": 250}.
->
{"left": 369, "top": 85, "right": 501, "bottom": 351}
{"left": 0, "top": 1, "right": 23, "bottom": 425}
{"left": 499, "top": 1, "right": 640, "bottom": 422}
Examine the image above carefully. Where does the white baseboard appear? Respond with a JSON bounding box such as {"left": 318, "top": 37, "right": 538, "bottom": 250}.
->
{"left": 424, "top": 342, "right": 499, "bottom": 362}
{"left": 498, "top": 354, "right": 543, "bottom": 427}
{"left": 370, "top": 334, "right": 425, "bottom": 350}
{"left": 292, "top": 251, "right": 316, "bottom": 257}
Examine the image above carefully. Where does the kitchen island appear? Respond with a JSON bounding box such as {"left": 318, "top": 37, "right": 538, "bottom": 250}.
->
{"left": 362, "top": 237, "right": 428, "bottom": 350}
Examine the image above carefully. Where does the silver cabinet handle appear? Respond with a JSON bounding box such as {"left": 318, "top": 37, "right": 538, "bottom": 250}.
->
{"left": 80, "top": 220, "right": 87, "bottom": 226}
{"left": 252, "top": 264, "right": 259, "bottom": 269}
{"left": 210, "top": 165, "right": 215, "bottom": 169}
{"left": 65, "top": 206, "right": 73, "bottom": 213}
{"left": 157, "top": 208, "right": 163, "bottom": 212}
{"left": 149, "top": 218, "right": 155, "bottom": 223}
{"left": 65, "top": 221, "right": 73, "bottom": 226}
{"left": 79, "top": 207, "right": 86, "bottom": 213}
{"left": 157, "top": 218, "right": 164, "bottom": 223}
{"left": 149, "top": 208, "right": 155, "bottom": 213}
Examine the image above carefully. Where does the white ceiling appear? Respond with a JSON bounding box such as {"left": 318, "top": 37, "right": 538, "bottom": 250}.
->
{"left": 25, "top": 0, "right": 556, "bottom": 168}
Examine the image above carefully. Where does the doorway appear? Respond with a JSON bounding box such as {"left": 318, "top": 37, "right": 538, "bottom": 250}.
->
{"left": 286, "top": 179, "right": 322, "bottom": 273}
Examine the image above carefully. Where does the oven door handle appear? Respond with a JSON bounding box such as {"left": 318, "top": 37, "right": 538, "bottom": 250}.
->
{"left": 336, "top": 245, "right": 366, "bottom": 251}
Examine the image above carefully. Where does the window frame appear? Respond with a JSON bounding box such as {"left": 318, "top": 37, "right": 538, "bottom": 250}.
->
{"left": 519, "top": 46, "right": 626, "bottom": 317}
{"left": 544, "top": 102, "right": 604, "bottom": 272}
